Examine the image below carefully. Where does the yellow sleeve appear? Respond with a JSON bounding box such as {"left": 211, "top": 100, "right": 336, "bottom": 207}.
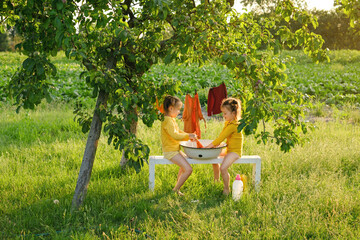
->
{"left": 212, "top": 124, "right": 236, "bottom": 146}
{"left": 179, "top": 129, "right": 187, "bottom": 134}
{"left": 164, "top": 118, "right": 189, "bottom": 141}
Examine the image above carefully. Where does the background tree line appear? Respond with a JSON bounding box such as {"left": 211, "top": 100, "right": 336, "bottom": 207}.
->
{"left": 1, "top": 9, "right": 359, "bottom": 52}
{"left": 250, "top": 9, "right": 360, "bottom": 51}
{"left": 0, "top": 28, "right": 21, "bottom": 51}
{"left": 240, "top": 0, "right": 360, "bottom": 50}
{"left": 311, "top": 10, "right": 360, "bottom": 50}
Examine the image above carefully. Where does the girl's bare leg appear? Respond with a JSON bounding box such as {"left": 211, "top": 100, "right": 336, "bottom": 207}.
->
{"left": 177, "top": 168, "right": 184, "bottom": 182}
{"left": 212, "top": 164, "right": 220, "bottom": 182}
{"left": 213, "top": 148, "right": 227, "bottom": 181}
{"left": 170, "top": 153, "right": 193, "bottom": 194}
{"left": 220, "top": 152, "right": 239, "bottom": 195}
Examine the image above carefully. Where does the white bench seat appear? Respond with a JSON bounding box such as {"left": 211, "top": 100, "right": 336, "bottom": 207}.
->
{"left": 149, "top": 155, "right": 261, "bottom": 192}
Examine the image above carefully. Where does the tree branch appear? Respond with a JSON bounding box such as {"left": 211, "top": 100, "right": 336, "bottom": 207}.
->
{"left": 0, "top": 16, "right": 8, "bottom": 25}
{"left": 123, "top": 0, "right": 136, "bottom": 28}
{"left": 263, "top": 118, "right": 266, "bottom": 133}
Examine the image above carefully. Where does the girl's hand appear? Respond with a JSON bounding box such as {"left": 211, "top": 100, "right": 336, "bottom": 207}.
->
{"left": 205, "top": 143, "right": 215, "bottom": 148}
{"left": 189, "top": 133, "right": 197, "bottom": 140}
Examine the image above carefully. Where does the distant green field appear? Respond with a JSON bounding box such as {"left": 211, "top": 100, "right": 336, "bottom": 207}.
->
{"left": 283, "top": 50, "right": 360, "bottom": 106}
{"left": 1, "top": 50, "right": 360, "bottom": 107}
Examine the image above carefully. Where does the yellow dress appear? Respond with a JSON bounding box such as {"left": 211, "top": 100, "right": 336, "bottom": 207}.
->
{"left": 212, "top": 120, "right": 243, "bottom": 157}
{"left": 161, "top": 116, "right": 189, "bottom": 159}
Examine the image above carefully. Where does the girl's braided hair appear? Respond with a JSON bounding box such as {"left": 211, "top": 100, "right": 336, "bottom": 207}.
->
{"left": 221, "top": 97, "right": 242, "bottom": 119}
{"left": 163, "top": 95, "right": 181, "bottom": 113}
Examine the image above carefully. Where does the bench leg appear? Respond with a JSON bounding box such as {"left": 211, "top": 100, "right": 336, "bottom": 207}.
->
{"left": 149, "top": 159, "right": 155, "bottom": 191}
{"left": 253, "top": 159, "right": 261, "bottom": 192}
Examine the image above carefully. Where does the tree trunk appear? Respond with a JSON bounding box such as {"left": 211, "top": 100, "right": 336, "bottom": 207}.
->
{"left": 120, "top": 108, "right": 138, "bottom": 167}
{"left": 71, "top": 90, "right": 108, "bottom": 211}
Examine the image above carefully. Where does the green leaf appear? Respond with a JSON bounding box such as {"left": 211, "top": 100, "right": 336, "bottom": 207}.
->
{"left": 55, "top": 31, "right": 64, "bottom": 46}
{"left": 238, "top": 120, "right": 247, "bottom": 132}
{"left": 56, "top": 1, "right": 63, "bottom": 10}
{"left": 350, "top": 20, "right": 354, "bottom": 28}
{"left": 237, "top": 55, "right": 246, "bottom": 63}
{"left": 27, "top": 0, "right": 34, "bottom": 8}
{"left": 36, "top": 63, "right": 45, "bottom": 76}
{"left": 99, "top": 110, "right": 107, "bottom": 122}
{"left": 79, "top": 51, "right": 87, "bottom": 60}
{"left": 164, "top": 53, "right": 173, "bottom": 64}
{"left": 23, "top": 58, "right": 36, "bottom": 72}
{"left": 119, "top": 30, "right": 128, "bottom": 42}
{"left": 54, "top": 17, "right": 62, "bottom": 30}
{"left": 222, "top": 53, "right": 230, "bottom": 62}
{"left": 274, "top": 40, "right": 280, "bottom": 55}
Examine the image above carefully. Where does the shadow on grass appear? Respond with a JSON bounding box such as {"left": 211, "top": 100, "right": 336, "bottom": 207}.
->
{"left": 3, "top": 160, "right": 254, "bottom": 239}
{"left": 2, "top": 190, "right": 173, "bottom": 239}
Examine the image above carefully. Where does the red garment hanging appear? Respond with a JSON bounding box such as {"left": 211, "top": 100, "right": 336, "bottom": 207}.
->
{"left": 182, "top": 93, "right": 206, "bottom": 139}
{"left": 207, "top": 82, "right": 227, "bottom": 116}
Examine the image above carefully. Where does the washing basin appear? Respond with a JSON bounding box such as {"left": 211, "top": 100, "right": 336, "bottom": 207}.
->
{"left": 180, "top": 139, "right": 226, "bottom": 160}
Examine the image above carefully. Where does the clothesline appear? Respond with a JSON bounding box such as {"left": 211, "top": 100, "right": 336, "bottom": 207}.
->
{"left": 182, "top": 83, "right": 227, "bottom": 138}
{"left": 156, "top": 82, "right": 228, "bottom": 138}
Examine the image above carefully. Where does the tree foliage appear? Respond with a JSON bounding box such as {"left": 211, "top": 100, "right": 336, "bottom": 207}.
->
{"left": 0, "top": 0, "right": 329, "bottom": 159}
{"left": 245, "top": 1, "right": 360, "bottom": 50}
{"left": 239, "top": 0, "right": 307, "bottom": 14}
{"left": 306, "top": 9, "right": 360, "bottom": 50}
{"left": 1, "top": 0, "right": 328, "bottom": 207}
{"left": 336, "top": 0, "right": 360, "bottom": 34}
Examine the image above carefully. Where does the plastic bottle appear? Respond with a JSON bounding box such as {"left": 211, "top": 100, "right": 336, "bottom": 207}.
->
{"left": 232, "top": 174, "right": 243, "bottom": 201}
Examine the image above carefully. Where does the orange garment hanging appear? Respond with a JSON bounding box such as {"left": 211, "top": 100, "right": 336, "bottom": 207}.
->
{"left": 182, "top": 93, "right": 206, "bottom": 139}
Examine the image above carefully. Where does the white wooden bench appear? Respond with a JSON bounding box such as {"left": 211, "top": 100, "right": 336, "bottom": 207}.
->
{"left": 149, "top": 155, "right": 261, "bottom": 192}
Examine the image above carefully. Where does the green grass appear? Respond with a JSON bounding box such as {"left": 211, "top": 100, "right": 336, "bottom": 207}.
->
{"left": 0, "top": 103, "right": 359, "bottom": 239}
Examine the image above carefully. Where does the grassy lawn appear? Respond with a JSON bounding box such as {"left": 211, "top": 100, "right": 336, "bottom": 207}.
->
{"left": 0, "top": 103, "right": 359, "bottom": 239}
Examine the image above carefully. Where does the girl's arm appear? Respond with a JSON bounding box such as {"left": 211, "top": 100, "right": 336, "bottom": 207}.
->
{"left": 211, "top": 124, "right": 236, "bottom": 146}
{"left": 188, "top": 133, "right": 196, "bottom": 140}
{"left": 164, "top": 119, "right": 190, "bottom": 141}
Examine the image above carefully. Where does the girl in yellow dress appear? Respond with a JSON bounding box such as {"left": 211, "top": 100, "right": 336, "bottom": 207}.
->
{"left": 161, "top": 96, "right": 196, "bottom": 195}
{"left": 205, "top": 97, "right": 243, "bottom": 195}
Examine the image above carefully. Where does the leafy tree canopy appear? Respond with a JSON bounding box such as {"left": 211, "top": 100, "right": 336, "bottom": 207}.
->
{"left": 336, "top": 0, "right": 360, "bottom": 33}
{"left": 1, "top": 0, "right": 328, "bottom": 208}
{"left": 239, "top": 0, "right": 308, "bottom": 14}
